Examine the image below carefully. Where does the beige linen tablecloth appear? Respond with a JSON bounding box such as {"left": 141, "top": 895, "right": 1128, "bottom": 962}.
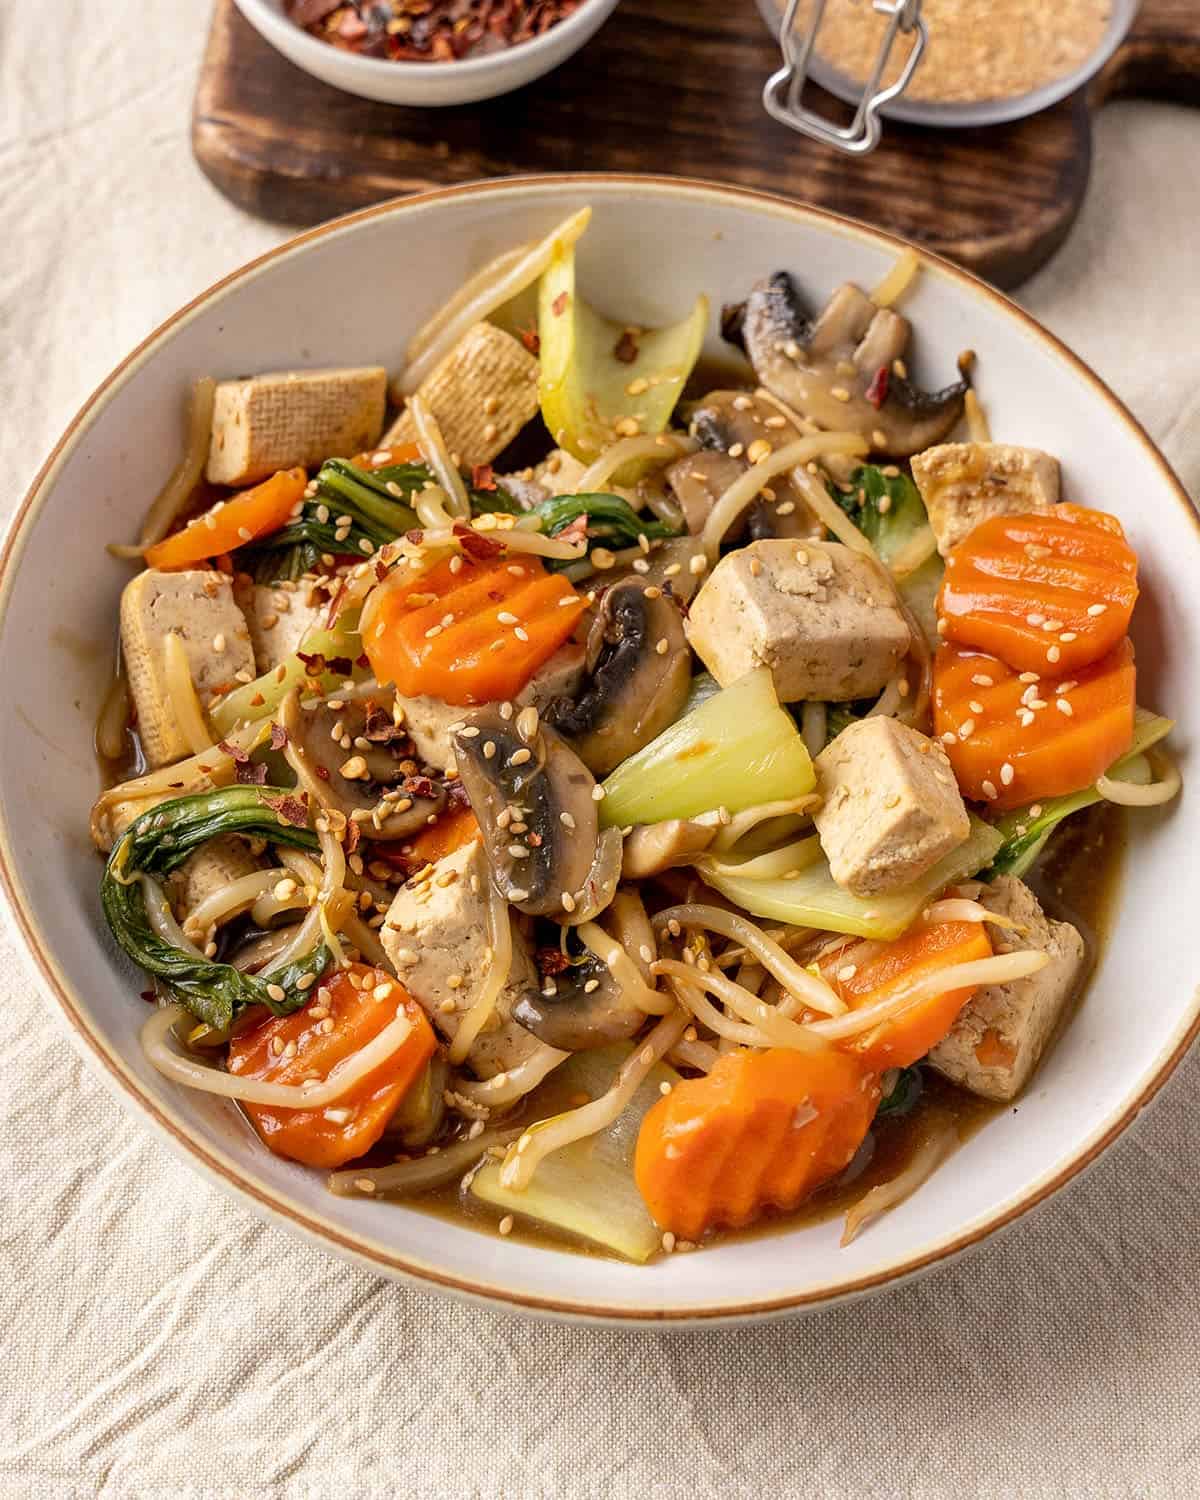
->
{"left": 2, "top": 6, "right": 1198, "bottom": 1496}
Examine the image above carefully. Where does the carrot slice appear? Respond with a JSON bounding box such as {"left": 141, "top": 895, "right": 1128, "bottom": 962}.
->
{"left": 634, "top": 1048, "right": 879, "bottom": 1240}
{"left": 817, "top": 919, "right": 993, "bottom": 1071}
{"left": 937, "top": 504, "right": 1137, "bottom": 675}
{"left": 932, "top": 637, "right": 1135, "bottom": 810}
{"left": 401, "top": 804, "right": 480, "bottom": 868}
{"left": 364, "top": 554, "right": 585, "bottom": 706}
{"left": 144, "top": 467, "right": 308, "bottom": 571}
{"left": 351, "top": 441, "right": 422, "bottom": 469}
{"left": 226, "top": 963, "right": 435, "bottom": 1169}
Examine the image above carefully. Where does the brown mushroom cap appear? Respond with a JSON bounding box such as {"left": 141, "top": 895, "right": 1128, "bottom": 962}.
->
{"left": 727, "top": 273, "right": 966, "bottom": 458}
{"left": 512, "top": 941, "right": 644, "bottom": 1051}
{"left": 452, "top": 712, "right": 620, "bottom": 923}
{"left": 544, "top": 580, "right": 692, "bottom": 777}
{"left": 280, "top": 691, "right": 446, "bottom": 840}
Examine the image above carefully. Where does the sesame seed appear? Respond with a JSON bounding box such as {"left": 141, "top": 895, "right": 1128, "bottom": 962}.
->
{"left": 1019, "top": 672, "right": 1040, "bottom": 683}
{"left": 273, "top": 878, "right": 298, "bottom": 901}
{"left": 237, "top": 526, "right": 253, "bottom": 542}
{"left": 340, "top": 754, "right": 368, "bottom": 780}
{"left": 1027, "top": 613, "right": 1045, "bottom": 626}
{"left": 971, "top": 674, "right": 994, "bottom": 687}
{"left": 561, "top": 892, "right": 576, "bottom": 913}
{"left": 958, "top": 718, "right": 976, "bottom": 739}
{"left": 459, "top": 725, "right": 480, "bottom": 738}
{"left": 655, "top": 637, "right": 670, "bottom": 656}
{"left": 498, "top": 1215, "right": 514, "bottom": 1236}
{"left": 981, "top": 780, "right": 998, "bottom": 801}
{"left": 747, "top": 438, "right": 773, "bottom": 464}
{"left": 727, "top": 442, "right": 745, "bottom": 459}
{"left": 1047, "top": 645, "right": 1062, "bottom": 664}
{"left": 941, "top": 731, "right": 956, "bottom": 744}
{"left": 516, "top": 705, "right": 539, "bottom": 742}
{"left": 510, "top": 747, "right": 532, "bottom": 766}
{"left": 507, "top": 843, "right": 529, "bottom": 859}
{"left": 615, "top": 417, "right": 641, "bottom": 438}
{"left": 1029, "top": 804, "right": 1043, "bottom": 818}
{"left": 1000, "top": 762, "right": 1015, "bottom": 786}
{"left": 837, "top": 964, "right": 857, "bottom": 982}
{"left": 1018, "top": 709, "right": 1035, "bottom": 727}
{"left": 1042, "top": 619, "right": 1064, "bottom": 633}
{"left": 1056, "top": 698, "right": 1074, "bottom": 716}
{"left": 830, "top": 386, "right": 851, "bottom": 402}
{"left": 749, "top": 557, "right": 763, "bottom": 577}
{"left": 354, "top": 1178, "right": 376, "bottom": 1194}
{"left": 514, "top": 626, "right": 529, "bottom": 642}
{"left": 1059, "top": 632, "right": 1078, "bottom": 643}
{"left": 1088, "top": 602, "right": 1107, "bottom": 616}
{"left": 592, "top": 785, "right": 606, "bottom": 801}
{"left": 497, "top": 611, "right": 519, "bottom": 625}
{"left": 688, "top": 554, "right": 708, "bottom": 576}
{"left": 267, "top": 983, "right": 286, "bottom": 1002}
{"left": 661, "top": 1231, "right": 677, "bottom": 1253}
{"left": 560, "top": 811, "right": 576, "bottom": 829}
{"left": 969, "top": 699, "right": 984, "bottom": 715}
{"left": 626, "top": 377, "right": 650, "bottom": 396}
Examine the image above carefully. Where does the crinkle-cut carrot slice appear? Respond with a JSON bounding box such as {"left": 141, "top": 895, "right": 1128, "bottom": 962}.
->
{"left": 937, "top": 504, "right": 1137, "bottom": 675}
{"left": 932, "top": 637, "right": 1135, "bottom": 811}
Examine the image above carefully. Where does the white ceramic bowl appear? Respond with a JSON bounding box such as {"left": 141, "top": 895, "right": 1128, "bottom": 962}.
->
{"left": 3, "top": 176, "right": 1197, "bottom": 1325}
{"left": 233, "top": 0, "right": 621, "bottom": 106}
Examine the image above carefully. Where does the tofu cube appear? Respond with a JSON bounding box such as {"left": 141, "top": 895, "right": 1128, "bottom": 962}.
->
{"left": 206, "top": 367, "right": 387, "bottom": 486}
{"left": 169, "top": 835, "right": 262, "bottom": 931}
{"left": 384, "top": 323, "right": 539, "bottom": 469}
{"left": 120, "top": 569, "right": 255, "bottom": 767}
{"left": 911, "top": 442, "right": 1060, "bottom": 557}
{"left": 814, "top": 717, "right": 970, "bottom": 897}
{"left": 685, "top": 539, "right": 909, "bottom": 702}
{"left": 928, "top": 875, "right": 1086, "bottom": 1101}
{"left": 382, "top": 840, "right": 541, "bottom": 1079}
{"left": 235, "top": 579, "right": 329, "bottom": 674}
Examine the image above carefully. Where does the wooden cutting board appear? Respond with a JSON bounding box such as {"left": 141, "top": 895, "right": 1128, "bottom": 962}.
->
{"left": 193, "top": 0, "right": 1199, "bottom": 288}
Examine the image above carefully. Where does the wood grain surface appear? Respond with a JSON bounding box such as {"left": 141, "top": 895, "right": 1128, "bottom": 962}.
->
{"left": 192, "top": 0, "right": 1199, "bottom": 288}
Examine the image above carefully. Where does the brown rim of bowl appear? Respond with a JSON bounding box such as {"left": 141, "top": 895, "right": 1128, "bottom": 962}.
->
{"left": 3, "top": 173, "right": 1198, "bottom": 1325}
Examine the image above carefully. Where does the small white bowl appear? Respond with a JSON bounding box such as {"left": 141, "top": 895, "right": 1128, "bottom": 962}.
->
{"left": 234, "top": 0, "right": 621, "bottom": 107}
{"left": 3, "top": 176, "right": 1197, "bottom": 1325}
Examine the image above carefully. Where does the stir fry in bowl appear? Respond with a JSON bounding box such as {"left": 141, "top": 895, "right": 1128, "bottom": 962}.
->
{"left": 95, "top": 208, "right": 1180, "bottom": 1263}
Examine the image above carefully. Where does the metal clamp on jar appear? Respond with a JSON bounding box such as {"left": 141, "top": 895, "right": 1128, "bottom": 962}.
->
{"left": 763, "top": 0, "right": 927, "bottom": 155}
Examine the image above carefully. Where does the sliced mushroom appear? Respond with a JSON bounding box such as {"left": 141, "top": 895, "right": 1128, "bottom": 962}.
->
{"left": 621, "top": 814, "right": 723, "bottom": 880}
{"left": 513, "top": 943, "right": 643, "bottom": 1050}
{"left": 545, "top": 580, "right": 691, "bottom": 776}
{"left": 453, "top": 712, "right": 620, "bottom": 923}
{"left": 679, "top": 389, "right": 825, "bottom": 540}
{"left": 725, "top": 273, "right": 967, "bottom": 457}
{"left": 280, "top": 691, "right": 446, "bottom": 840}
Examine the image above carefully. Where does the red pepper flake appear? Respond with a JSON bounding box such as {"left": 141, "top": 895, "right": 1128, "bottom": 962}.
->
{"left": 345, "top": 819, "right": 362, "bottom": 856}
{"left": 406, "top": 528, "right": 425, "bottom": 545}
{"left": 536, "top": 947, "right": 571, "bottom": 977}
{"left": 527, "top": 831, "right": 543, "bottom": 847}
{"left": 140, "top": 989, "right": 158, "bottom": 1004}
{"left": 315, "top": 765, "right": 331, "bottom": 781}
{"left": 471, "top": 464, "right": 497, "bottom": 492}
{"left": 236, "top": 761, "right": 269, "bottom": 786}
{"left": 551, "top": 291, "right": 569, "bottom": 318}
{"left": 249, "top": 692, "right": 266, "bottom": 707}
{"left": 402, "top": 774, "right": 439, "bottom": 801}
{"left": 453, "top": 522, "right": 503, "bottom": 561}
{"left": 446, "top": 778, "right": 471, "bottom": 809}
{"left": 355, "top": 652, "right": 371, "bottom": 669}
{"left": 554, "top": 514, "right": 589, "bottom": 547}
{"left": 217, "top": 738, "right": 251, "bottom": 764}
{"left": 518, "top": 324, "right": 541, "bottom": 356}
{"left": 297, "top": 650, "right": 354, "bottom": 678}
{"left": 375, "top": 561, "right": 389, "bottom": 582}
{"left": 613, "top": 329, "right": 639, "bottom": 364}
{"left": 865, "top": 365, "right": 889, "bottom": 410}
{"left": 263, "top": 792, "right": 310, "bottom": 827}
{"left": 269, "top": 722, "right": 289, "bottom": 750}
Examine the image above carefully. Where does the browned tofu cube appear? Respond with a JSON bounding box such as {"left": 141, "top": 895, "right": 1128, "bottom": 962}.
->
{"left": 813, "top": 717, "right": 970, "bottom": 896}
{"left": 911, "top": 442, "right": 1060, "bottom": 557}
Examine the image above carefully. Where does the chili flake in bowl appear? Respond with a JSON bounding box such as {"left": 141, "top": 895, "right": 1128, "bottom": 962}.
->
{"left": 234, "top": 0, "right": 620, "bottom": 105}
{"left": 287, "top": 1, "right": 587, "bottom": 64}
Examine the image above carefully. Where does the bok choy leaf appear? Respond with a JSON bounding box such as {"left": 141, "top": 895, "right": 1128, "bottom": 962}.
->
{"left": 599, "top": 669, "right": 816, "bottom": 828}
{"left": 696, "top": 816, "right": 1003, "bottom": 942}
{"left": 102, "top": 787, "right": 326, "bottom": 1030}
{"left": 538, "top": 239, "right": 707, "bottom": 482}
{"left": 470, "top": 1044, "right": 677, "bottom": 1262}
{"left": 986, "top": 711, "right": 1174, "bottom": 879}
